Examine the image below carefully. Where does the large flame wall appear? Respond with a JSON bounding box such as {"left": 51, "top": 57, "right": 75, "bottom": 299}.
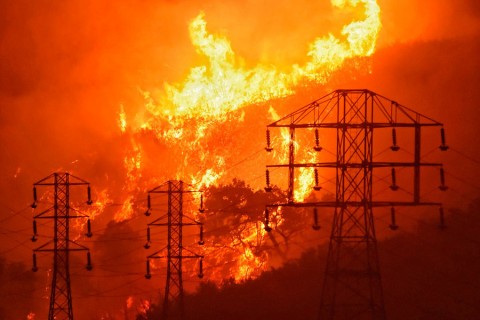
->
{"left": 0, "top": 0, "right": 479, "bottom": 318}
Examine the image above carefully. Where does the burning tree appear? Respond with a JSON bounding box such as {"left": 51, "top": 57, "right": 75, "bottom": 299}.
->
{"left": 202, "top": 179, "right": 314, "bottom": 281}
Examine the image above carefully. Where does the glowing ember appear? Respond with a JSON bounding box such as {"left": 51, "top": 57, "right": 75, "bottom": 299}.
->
{"left": 296, "top": 150, "right": 319, "bottom": 202}
{"left": 71, "top": 188, "right": 111, "bottom": 236}
{"left": 202, "top": 221, "right": 271, "bottom": 281}
{"left": 137, "top": 299, "right": 151, "bottom": 315}
{"left": 118, "top": 104, "right": 128, "bottom": 133}
{"left": 13, "top": 167, "right": 21, "bottom": 178}
{"left": 86, "top": 189, "right": 112, "bottom": 221}
{"left": 191, "top": 168, "right": 222, "bottom": 190}
{"left": 126, "top": 296, "right": 134, "bottom": 309}
{"left": 116, "top": 195, "right": 135, "bottom": 222}
{"left": 116, "top": 144, "right": 144, "bottom": 222}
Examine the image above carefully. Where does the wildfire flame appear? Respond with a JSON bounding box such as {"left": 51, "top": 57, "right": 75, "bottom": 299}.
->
{"left": 147, "top": 0, "right": 380, "bottom": 121}
{"left": 126, "top": 296, "right": 134, "bottom": 309}
{"left": 118, "top": 104, "right": 127, "bottom": 133}
{"left": 115, "top": 0, "right": 381, "bottom": 280}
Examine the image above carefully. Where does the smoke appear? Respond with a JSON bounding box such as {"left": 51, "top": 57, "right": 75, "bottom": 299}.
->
{"left": 0, "top": 0, "right": 346, "bottom": 193}
{"left": 379, "top": 0, "right": 480, "bottom": 45}
{"left": 5, "top": 0, "right": 474, "bottom": 188}
{"left": 1, "top": 0, "right": 480, "bottom": 318}
{"left": 341, "top": 37, "right": 480, "bottom": 207}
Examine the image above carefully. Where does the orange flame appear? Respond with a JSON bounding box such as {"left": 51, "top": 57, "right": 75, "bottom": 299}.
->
{"left": 129, "top": 0, "right": 380, "bottom": 189}
{"left": 138, "top": 299, "right": 151, "bottom": 315}
{"left": 296, "top": 150, "right": 319, "bottom": 202}
{"left": 145, "top": 0, "right": 380, "bottom": 121}
{"left": 115, "top": 143, "right": 143, "bottom": 222}
{"left": 118, "top": 0, "right": 381, "bottom": 281}
{"left": 126, "top": 296, "right": 134, "bottom": 309}
{"left": 118, "top": 104, "right": 127, "bottom": 133}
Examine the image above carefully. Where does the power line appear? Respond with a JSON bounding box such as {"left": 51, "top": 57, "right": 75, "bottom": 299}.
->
{"left": 450, "top": 147, "right": 480, "bottom": 165}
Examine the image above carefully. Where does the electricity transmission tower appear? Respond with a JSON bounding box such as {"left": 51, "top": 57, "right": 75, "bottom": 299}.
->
{"left": 30, "top": 172, "right": 94, "bottom": 320}
{"left": 264, "top": 89, "right": 448, "bottom": 320}
{"left": 144, "top": 180, "right": 205, "bottom": 320}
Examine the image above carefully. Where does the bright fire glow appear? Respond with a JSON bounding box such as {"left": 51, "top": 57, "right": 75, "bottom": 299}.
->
{"left": 118, "top": 104, "right": 127, "bottom": 133}
{"left": 115, "top": 0, "right": 381, "bottom": 281}
{"left": 132, "top": 0, "right": 380, "bottom": 192}
{"left": 138, "top": 299, "right": 151, "bottom": 316}
{"left": 116, "top": 143, "right": 143, "bottom": 221}
{"left": 147, "top": 0, "right": 380, "bottom": 121}
{"left": 296, "top": 150, "right": 319, "bottom": 202}
{"left": 126, "top": 296, "right": 134, "bottom": 309}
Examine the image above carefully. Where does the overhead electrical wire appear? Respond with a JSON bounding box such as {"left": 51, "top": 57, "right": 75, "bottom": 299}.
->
{"left": 4, "top": 131, "right": 480, "bottom": 316}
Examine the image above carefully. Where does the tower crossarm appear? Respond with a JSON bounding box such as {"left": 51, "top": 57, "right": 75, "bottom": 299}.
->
{"left": 267, "top": 162, "right": 442, "bottom": 169}
{"left": 267, "top": 89, "right": 443, "bottom": 128}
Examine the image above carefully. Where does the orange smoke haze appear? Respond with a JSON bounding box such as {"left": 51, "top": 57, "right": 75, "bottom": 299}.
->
{"left": 0, "top": 0, "right": 479, "bottom": 318}
{"left": 0, "top": 0, "right": 477, "bottom": 178}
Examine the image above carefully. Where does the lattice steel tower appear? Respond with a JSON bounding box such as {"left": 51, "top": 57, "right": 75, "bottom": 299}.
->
{"left": 264, "top": 89, "right": 448, "bottom": 320}
{"left": 144, "top": 180, "right": 205, "bottom": 320}
{"left": 30, "top": 172, "right": 94, "bottom": 320}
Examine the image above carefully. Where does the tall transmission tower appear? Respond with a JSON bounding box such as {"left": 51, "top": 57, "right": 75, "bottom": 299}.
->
{"left": 30, "top": 172, "right": 94, "bottom": 320}
{"left": 263, "top": 89, "right": 448, "bottom": 320}
{"left": 144, "top": 180, "right": 205, "bottom": 320}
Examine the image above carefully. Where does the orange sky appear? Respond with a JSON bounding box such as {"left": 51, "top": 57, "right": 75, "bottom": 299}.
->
{"left": 0, "top": 0, "right": 479, "bottom": 318}
{"left": 0, "top": 0, "right": 478, "bottom": 177}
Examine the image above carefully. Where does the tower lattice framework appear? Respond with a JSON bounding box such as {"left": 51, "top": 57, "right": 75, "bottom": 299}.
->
{"left": 264, "top": 89, "right": 448, "bottom": 320}
{"left": 144, "top": 180, "right": 204, "bottom": 320}
{"left": 31, "top": 172, "right": 94, "bottom": 320}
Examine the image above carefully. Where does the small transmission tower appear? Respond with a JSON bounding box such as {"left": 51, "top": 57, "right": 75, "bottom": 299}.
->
{"left": 264, "top": 89, "right": 448, "bottom": 319}
{"left": 30, "top": 172, "right": 94, "bottom": 320}
{"left": 144, "top": 180, "right": 205, "bottom": 320}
